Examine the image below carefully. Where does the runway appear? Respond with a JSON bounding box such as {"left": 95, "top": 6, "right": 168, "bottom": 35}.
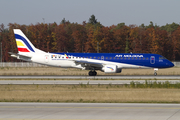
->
{"left": 0, "top": 103, "right": 180, "bottom": 120}
{"left": 0, "top": 75, "right": 180, "bottom": 79}
{"left": 0, "top": 80, "right": 180, "bottom": 85}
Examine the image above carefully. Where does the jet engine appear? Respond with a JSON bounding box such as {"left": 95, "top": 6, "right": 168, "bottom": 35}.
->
{"left": 102, "top": 65, "right": 122, "bottom": 73}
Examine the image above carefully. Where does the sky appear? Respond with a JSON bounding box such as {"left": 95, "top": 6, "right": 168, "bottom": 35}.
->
{"left": 1, "top": 0, "right": 180, "bottom": 28}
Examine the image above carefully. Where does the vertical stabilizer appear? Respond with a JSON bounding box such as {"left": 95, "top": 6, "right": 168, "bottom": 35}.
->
{"left": 14, "top": 29, "right": 36, "bottom": 53}
{"left": 13, "top": 29, "right": 46, "bottom": 54}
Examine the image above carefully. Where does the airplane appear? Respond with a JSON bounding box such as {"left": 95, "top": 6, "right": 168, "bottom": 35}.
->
{"left": 9, "top": 29, "right": 174, "bottom": 76}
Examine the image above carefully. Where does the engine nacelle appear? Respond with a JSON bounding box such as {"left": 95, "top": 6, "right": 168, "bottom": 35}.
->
{"left": 102, "top": 65, "right": 122, "bottom": 73}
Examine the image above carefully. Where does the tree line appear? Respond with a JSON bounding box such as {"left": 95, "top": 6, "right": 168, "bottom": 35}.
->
{"left": 0, "top": 15, "right": 180, "bottom": 62}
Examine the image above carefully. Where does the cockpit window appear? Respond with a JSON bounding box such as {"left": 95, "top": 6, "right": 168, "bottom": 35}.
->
{"left": 159, "top": 56, "right": 166, "bottom": 60}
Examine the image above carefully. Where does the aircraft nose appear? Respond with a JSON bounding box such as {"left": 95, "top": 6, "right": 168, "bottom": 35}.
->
{"left": 167, "top": 62, "right": 174, "bottom": 67}
{"left": 171, "top": 62, "right": 174, "bottom": 67}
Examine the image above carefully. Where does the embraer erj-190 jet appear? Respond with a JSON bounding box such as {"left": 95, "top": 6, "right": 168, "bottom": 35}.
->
{"left": 9, "top": 29, "right": 174, "bottom": 76}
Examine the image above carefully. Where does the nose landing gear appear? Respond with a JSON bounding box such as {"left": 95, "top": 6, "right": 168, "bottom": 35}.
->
{"left": 89, "top": 70, "right": 97, "bottom": 76}
{"left": 154, "top": 72, "right": 157, "bottom": 76}
{"left": 154, "top": 68, "right": 158, "bottom": 76}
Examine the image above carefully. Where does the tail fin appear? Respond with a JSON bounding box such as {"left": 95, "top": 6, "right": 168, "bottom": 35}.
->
{"left": 14, "top": 29, "right": 36, "bottom": 53}
{"left": 14, "top": 29, "right": 46, "bottom": 54}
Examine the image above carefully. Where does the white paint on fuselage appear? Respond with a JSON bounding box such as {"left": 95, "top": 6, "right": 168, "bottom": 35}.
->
{"left": 30, "top": 53, "right": 150, "bottom": 70}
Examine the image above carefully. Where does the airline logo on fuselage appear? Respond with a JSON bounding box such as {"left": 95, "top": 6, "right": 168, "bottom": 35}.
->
{"left": 115, "top": 55, "right": 143, "bottom": 57}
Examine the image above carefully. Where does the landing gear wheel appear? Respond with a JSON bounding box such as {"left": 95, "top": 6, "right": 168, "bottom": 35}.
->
{"left": 154, "top": 72, "right": 157, "bottom": 76}
{"left": 153, "top": 68, "right": 158, "bottom": 76}
{"left": 88, "top": 71, "right": 97, "bottom": 76}
{"left": 94, "top": 71, "right": 97, "bottom": 76}
{"left": 89, "top": 71, "right": 93, "bottom": 76}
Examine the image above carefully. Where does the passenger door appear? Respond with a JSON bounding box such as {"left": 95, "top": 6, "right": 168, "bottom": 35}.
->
{"left": 45, "top": 55, "right": 49, "bottom": 63}
{"left": 150, "top": 56, "right": 155, "bottom": 64}
{"left": 101, "top": 56, "right": 104, "bottom": 61}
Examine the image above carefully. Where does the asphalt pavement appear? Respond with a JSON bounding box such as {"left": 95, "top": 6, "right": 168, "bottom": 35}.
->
{"left": 0, "top": 103, "right": 180, "bottom": 120}
{"left": 0, "top": 75, "right": 180, "bottom": 79}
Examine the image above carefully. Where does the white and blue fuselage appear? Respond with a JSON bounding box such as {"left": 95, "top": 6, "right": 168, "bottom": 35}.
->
{"left": 31, "top": 52, "right": 174, "bottom": 76}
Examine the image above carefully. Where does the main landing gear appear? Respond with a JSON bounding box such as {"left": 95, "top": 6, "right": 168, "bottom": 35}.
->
{"left": 154, "top": 68, "right": 158, "bottom": 76}
{"left": 89, "top": 70, "right": 97, "bottom": 76}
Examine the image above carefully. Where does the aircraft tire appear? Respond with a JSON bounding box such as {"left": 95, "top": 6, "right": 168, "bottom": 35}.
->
{"left": 89, "top": 71, "right": 92, "bottom": 76}
{"left": 154, "top": 72, "right": 157, "bottom": 76}
{"left": 89, "top": 71, "right": 97, "bottom": 76}
{"left": 94, "top": 71, "right": 97, "bottom": 76}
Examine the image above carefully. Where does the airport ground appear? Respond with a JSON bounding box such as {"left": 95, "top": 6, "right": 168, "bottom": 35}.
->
{"left": 0, "top": 67, "right": 180, "bottom": 103}
{"left": 0, "top": 67, "right": 180, "bottom": 76}
{"left": 1, "top": 67, "right": 180, "bottom": 119}
{"left": 1, "top": 83, "right": 180, "bottom": 103}
{"left": 1, "top": 103, "right": 180, "bottom": 120}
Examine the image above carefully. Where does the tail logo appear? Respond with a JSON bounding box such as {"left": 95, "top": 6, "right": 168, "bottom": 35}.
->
{"left": 65, "top": 54, "right": 69, "bottom": 59}
{"left": 15, "top": 34, "right": 35, "bottom": 52}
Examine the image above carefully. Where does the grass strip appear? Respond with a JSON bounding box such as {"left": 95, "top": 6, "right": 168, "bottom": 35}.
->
{"left": 1, "top": 82, "right": 180, "bottom": 103}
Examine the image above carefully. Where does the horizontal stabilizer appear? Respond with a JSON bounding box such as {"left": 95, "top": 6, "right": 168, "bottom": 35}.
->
{"left": 8, "top": 52, "right": 32, "bottom": 58}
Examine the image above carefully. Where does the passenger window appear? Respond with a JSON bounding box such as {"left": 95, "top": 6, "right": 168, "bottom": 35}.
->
{"left": 146, "top": 57, "right": 148, "bottom": 60}
{"left": 132, "top": 57, "right": 134, "bottom": 59}
{"left": 110, "top": 57, "right": 112, "bottom": 59}
{"left": 98, "top": 57, "right": 100, "bottom": 59}
{"left": 128, "top": 57, "right": 130, "bottom": 59}
{"left": 143, "top": 57, "right": 145, "bottom": 60}
{"left": 135, "top": 57, "right": 137, "bottom": 60}
{"left": 139, "top": 58, "right": 141, "bottom": 60}
{"left": 90, "top": 57, "right": 92, "bottom": 59}
{"left": 106, "top": 57, "right": 108, "bottom": 59}
{"left": 94, "top": 57, "right": 96, "bottom": 59}
{"left": 117, "top": 57, "right": 119, "bottom": 59}
{"left": 113, "top": 57, "right": 115, "bottom": 59}
{"left": 121, "top": 57, "right": 123, "bottom": 59}
{"left": 124, "top": 57, "right": 126, "bottom": 59}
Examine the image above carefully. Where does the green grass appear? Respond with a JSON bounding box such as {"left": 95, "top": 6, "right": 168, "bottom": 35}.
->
{"left": 1, "top": 82, "right": 180, "bottom": 103}
{"left": 129, "top": 80, "right": 180, "bottom": 88}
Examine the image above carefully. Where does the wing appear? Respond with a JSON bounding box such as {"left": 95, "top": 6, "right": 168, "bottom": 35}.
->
{"left": 71, "top": 59, "right": 103, "bottom": 70}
